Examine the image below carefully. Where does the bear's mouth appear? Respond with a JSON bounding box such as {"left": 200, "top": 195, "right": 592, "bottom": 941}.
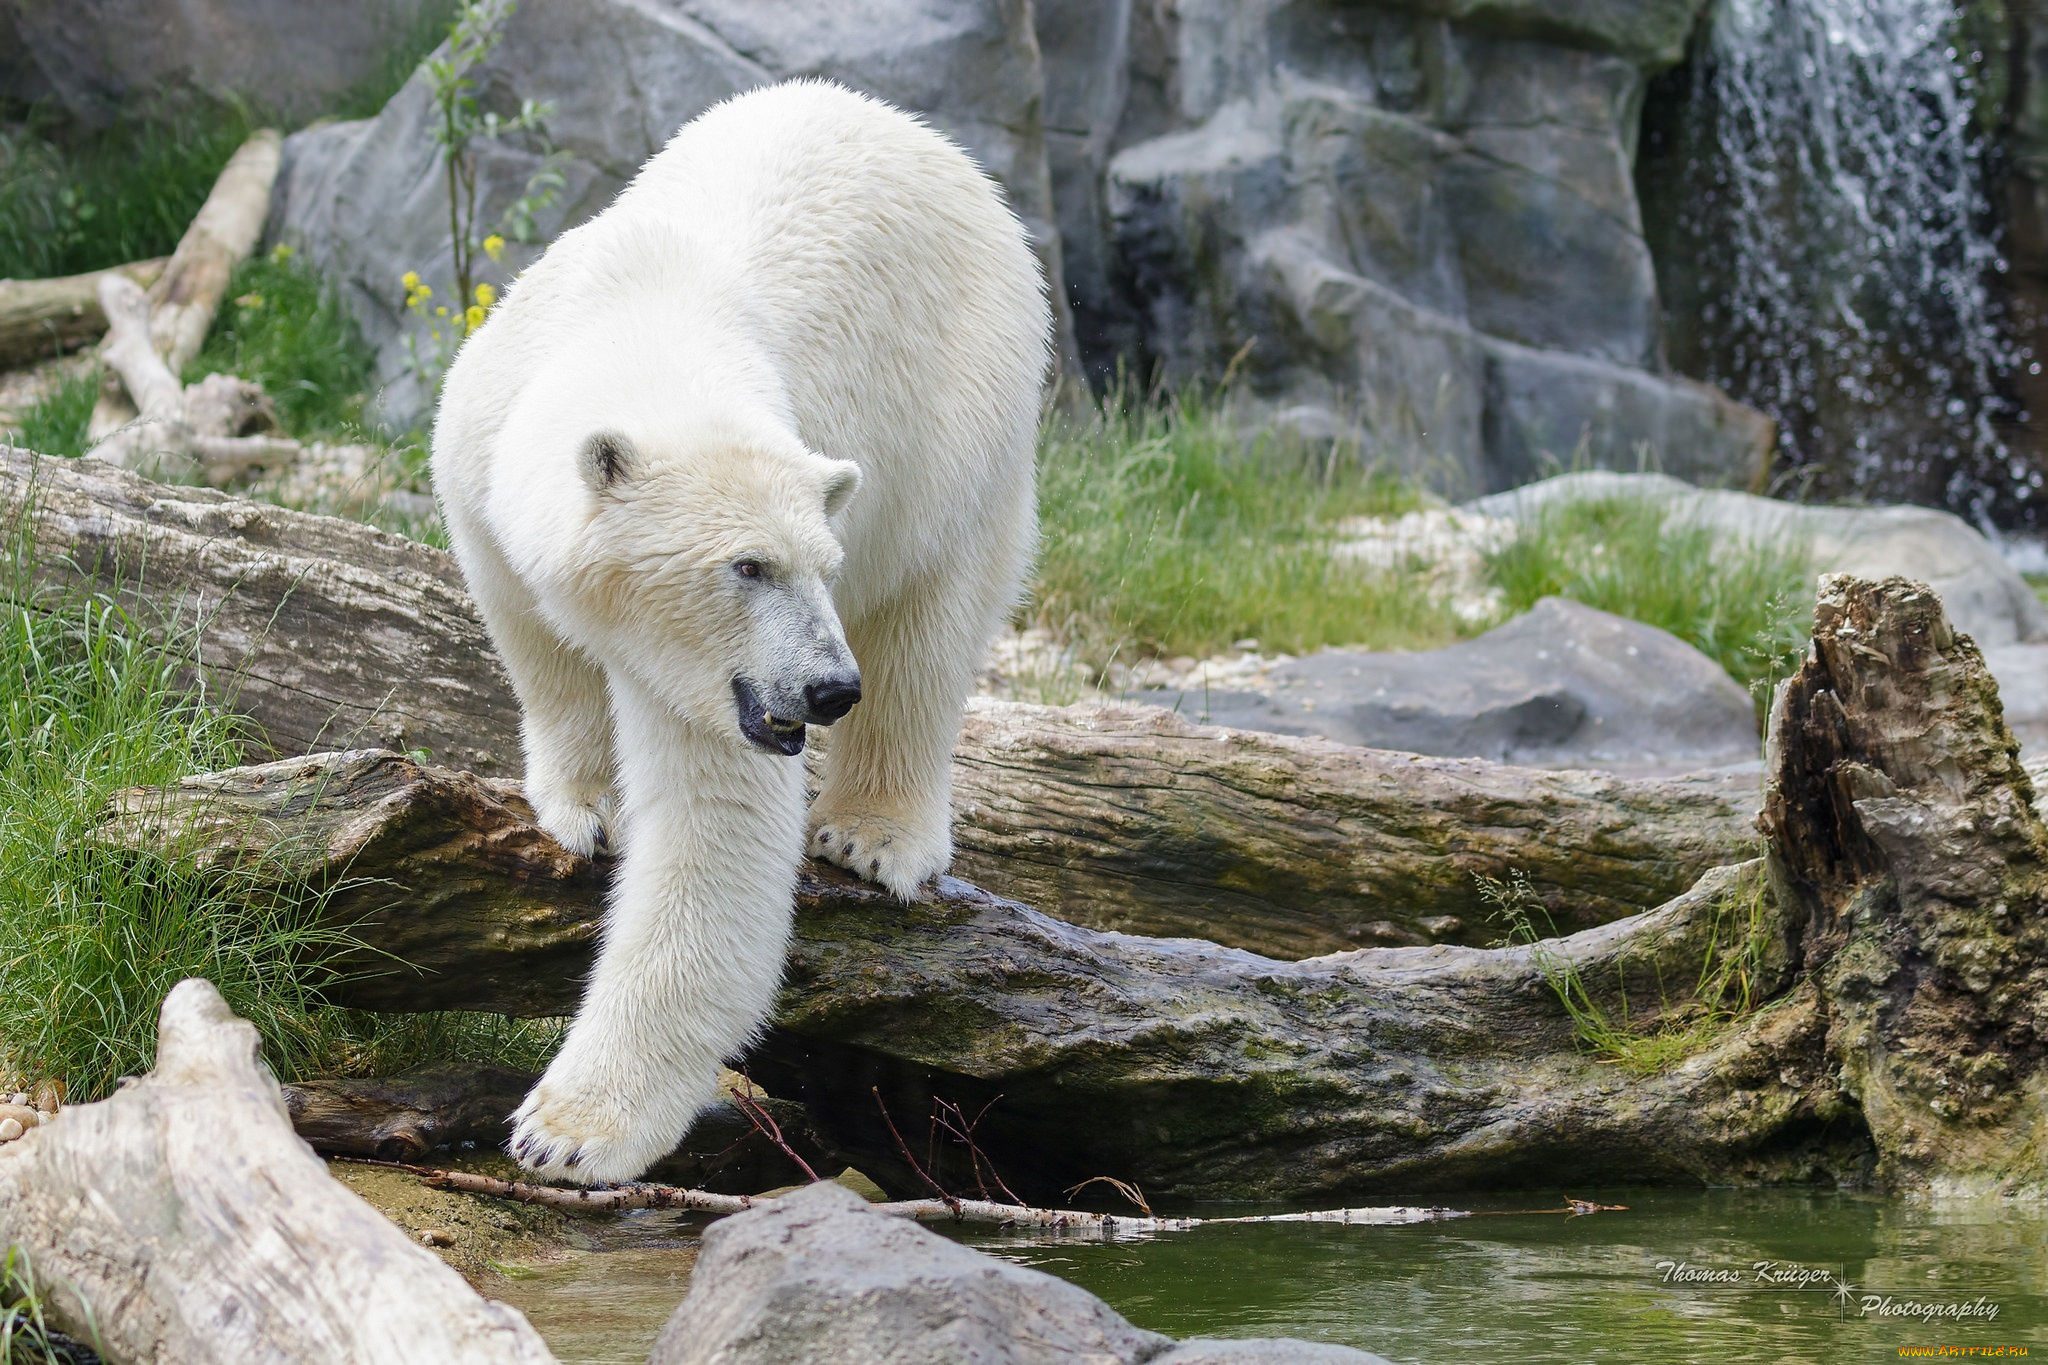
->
{"left": 732, "top": 676, "right": 806, "bottom": 756}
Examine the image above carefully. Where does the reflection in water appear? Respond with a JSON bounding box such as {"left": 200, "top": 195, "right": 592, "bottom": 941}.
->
{"left": 957, "top": 1189, "right": 2048, "bottom": 1365}
{"left": 490, "top": 1190, "right": 2046, "bottom": 1364}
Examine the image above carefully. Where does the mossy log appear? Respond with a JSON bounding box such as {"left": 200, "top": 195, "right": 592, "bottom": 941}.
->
{"left": 0, "top": 980, "right": 557, "bottom": 1364}
{"left": 104, "top": 577, "right": 2048, "bottom": 1200}
{"left": 8, "top": 446, "right": 1758, "bottom": 955}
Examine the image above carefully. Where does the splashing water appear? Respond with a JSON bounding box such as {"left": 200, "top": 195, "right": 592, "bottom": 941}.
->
{"left": 1667, "top": 0, "right": 2027, "bottom": 520}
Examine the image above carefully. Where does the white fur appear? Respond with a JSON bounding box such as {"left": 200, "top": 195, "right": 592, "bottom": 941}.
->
{"left": 431, "top": 80, "right": 1049, "bottom": 1183}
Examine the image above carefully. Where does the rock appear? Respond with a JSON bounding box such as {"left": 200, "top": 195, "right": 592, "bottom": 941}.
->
{"left": 648, "top": 1181, "right": 1393, "bottom": 1365}
{"left": 2, "top": 0, "right": 448, "bottom": 124}
{"left": 1466, "top": 471, "right": 2048, "bottom": 648}
{"left": 1137, "top": 596, "right": 1760, "bottom": 775}
{"left": 1092, "top": 5, "right": 1760, "bottom": 493}
{"left": 418, "top": 1228, "right": 455, "bottom": 1248}
{"left": 1984, "top": 643, "right": 2048, "bottom": 752}
{"left": 269, "top": 0, "right": 1075, "bottom": 426}
{"left": 0, "top": 1119, "right": 21, "bottom": 1142}
{"left": 0, "top": 1104, "right": 39, "bottom": 1132}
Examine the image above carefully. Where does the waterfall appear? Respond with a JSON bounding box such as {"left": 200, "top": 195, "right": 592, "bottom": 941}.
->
{"left": 1657, "top": 0, "right": 2027, "bottom": 519}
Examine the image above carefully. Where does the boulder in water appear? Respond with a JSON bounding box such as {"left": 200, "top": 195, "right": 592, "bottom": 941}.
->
{"left": 648, "top": 1181, "right": 1393, "bottom": 1365}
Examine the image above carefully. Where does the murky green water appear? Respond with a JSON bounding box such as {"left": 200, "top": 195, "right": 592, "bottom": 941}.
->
{"left": 499, "top": 1189, "right": 2048, "bottom": 1364}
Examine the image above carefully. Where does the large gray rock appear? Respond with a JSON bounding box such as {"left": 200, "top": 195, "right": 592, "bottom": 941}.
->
{"left": 1467, "top": 472, "right": 2048, "bottom": 648}
{"left": 649, "top": 1182, "right": 1392, "bottom": 1365}
{"left": 1139, "top": 597, "right": 1760, "bottom": 775}
{"left": 1090, "top": 3, "right": 1764, "bottom": 493}
{"left": 268, "top": 0, "right": 1072, "bottom": 426}
{"left": 1, "top": 0, "right": 442, "bottom": 123}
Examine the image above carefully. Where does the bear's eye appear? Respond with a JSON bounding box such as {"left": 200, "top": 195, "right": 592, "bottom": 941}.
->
{"left": 734, "top": 559, "right": 765, "bottom": 581}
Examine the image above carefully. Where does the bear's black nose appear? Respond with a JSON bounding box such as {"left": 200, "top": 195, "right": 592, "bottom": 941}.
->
{"left": 804, "top": 675, "right": 862, "bottom": 724}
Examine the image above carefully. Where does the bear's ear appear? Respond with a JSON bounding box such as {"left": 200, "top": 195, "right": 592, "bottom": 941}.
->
{"left": 579, "top": 431, "right": 636, "bottom": 492}
{"left": 819, "top": 459, "right": 862, "bottom": 518}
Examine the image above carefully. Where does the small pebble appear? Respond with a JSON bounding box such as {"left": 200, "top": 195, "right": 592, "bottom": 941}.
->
{"left": 0, "top": 1105, "right": 38, "bottom": 1132}
{"left": 30, "top": 1080, "right": 62, "bottom": 1112}
{"left": 0, "top": 1119, "right": 22, "bottom": 1142}
{"left": 418, "top": 1228, "right": 455, "bottom": 1248}
{"left": 6, "top": 1093, "right": 24, "bottom": 1108}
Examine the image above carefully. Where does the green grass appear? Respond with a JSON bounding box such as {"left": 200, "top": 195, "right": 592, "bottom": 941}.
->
{"left": 189, "top": 250, "right": 378, "bottom": 439}
{"left": 1481, "top": 867, "right": 1775, "bottom": 1075}
{"left": 0, "top": 479, "right": 555, "bottom": 1102}
{"left": 2028, "top": 573, "right": 2048, "bottom": 609}
{"left": 0, "top": 1246, "right": 98, "bottom": 1365}
{"left": 0, "top": 98, "right": 257, "bottom": 282}
{"left": 4, "top": 368, "right": 99, "bottom": 461}
{"left": 1032, "top": 387, "right": 1459, "bottom": 664}
{"left": 1483, "top": 494, "right": 1813, "bottom": 704}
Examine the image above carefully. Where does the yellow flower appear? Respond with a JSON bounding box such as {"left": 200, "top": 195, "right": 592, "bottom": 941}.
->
{"left": 401, "top": 270, "right": 421, "bottom": 291}
{"left": 465, "top": 304, "right": 486, "bottom": 331}
{"left": 435, "top": 304, "right": 449, "bottom": 318}
{"left": 235, "top": 292, "right": 265, "bottom": 309}
{"left": 481, "top": 234, "right": 505, "bottom": 263}
{"left": 473, "top": 282, "right": 497, "bottom": 309}
{"left": 269, "top": 242, "right": 293, "bottom": 264}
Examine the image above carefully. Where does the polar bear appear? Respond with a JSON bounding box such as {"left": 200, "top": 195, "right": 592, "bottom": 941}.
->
{"left": 431, "top": 80, "right": 1049, "bottom": 1183}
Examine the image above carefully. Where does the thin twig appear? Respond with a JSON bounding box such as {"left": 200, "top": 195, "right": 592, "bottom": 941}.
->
{"left": 873, "top": 1086, "right": 960, "bottom": 1214}
{"left": 729, "top": 1082, "right": 820, "bottom": 1183}
{"left": 1064, "top": 1175, "right": 1152, "bottom": 1217}
{"left": 930, "top": 1095, "right": 1024, "bottom": 1206}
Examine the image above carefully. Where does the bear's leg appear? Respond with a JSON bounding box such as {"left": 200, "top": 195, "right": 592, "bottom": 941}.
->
{"left": 510, "top": 671, "right": 807, "bottom": 1183}
{"left": 463, "top": 529, "right": 619, "bottom": 857}
{"left": 807, "top": 579, "right": 981, "bottom": 898}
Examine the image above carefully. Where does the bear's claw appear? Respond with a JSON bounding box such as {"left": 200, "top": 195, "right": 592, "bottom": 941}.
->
{"left": 807, "top": 806, "right": 947, "bottom": 900}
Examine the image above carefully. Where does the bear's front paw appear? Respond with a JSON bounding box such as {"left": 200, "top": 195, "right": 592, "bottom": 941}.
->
{"left": 528, "top": 786, "right": 620, "bottom": 859}
{"left": 508, "top": 1072, "right": 686, "bottom": 1185}
{"left": 808, "top": 803, "right": 949, "bottom": 900}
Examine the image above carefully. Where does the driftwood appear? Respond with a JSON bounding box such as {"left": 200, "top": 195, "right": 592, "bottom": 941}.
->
{"left": 104, "top": 577, "right": 2048, "bottom": 1202}
{"left": 411, "top": 1165, "right": 1472, "bottom": 1233}
{"left": 88, "top": 130, "right": 282, "bottom": 440}
{"left": 90, "top": 273, "right": 306, "bottom": 483}
{"left": 0, "top": 257, "right": 167, "bottom": 368}
{"left": 282, "top": 1065, "right": 539, "bottom": 1162}
{"left": 13, "top": 450, "right": 1758, "bottom": 953}
{"left": 0, "top": 979, "right": 558, "bottom": 1364}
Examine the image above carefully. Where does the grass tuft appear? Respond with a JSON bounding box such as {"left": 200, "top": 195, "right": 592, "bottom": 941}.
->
{"left": 1032, "top": 385, "right": 1459, "bottom": 664}
{"left": 0, "top": 99, "right": 256, "bottom": 282}
{"left": 190, "top": 250, "right": 378, "bottom": 440}
{"left": 0, "top": 475, "right": 554, "bottom": 1101}
{"left": 1483, "top": 494, "right": 1813, "bottom": 707}
{"left": 5, "top": 368, "right": 100, "bottom": 462}
{"left": 0, "top": 1246, "right": 99, "bottom": 1365}
{"left": 1480, "top": 868, "right": 1775, "bottom": 1075}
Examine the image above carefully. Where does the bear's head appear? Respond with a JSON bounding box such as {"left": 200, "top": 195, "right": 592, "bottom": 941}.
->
{"left": 524, "top": 420, "right": 864, "bottom": 757}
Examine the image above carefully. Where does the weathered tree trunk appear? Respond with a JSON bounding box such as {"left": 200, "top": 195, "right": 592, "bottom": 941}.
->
{"left": 103, "top": 578, "right": 2048, "bottom": 1202}
{"left": 1758, "top": 574, "right": 2048, "bottom": 1196}
{"left": 88, "top": 130, "right": 282, "bottom": 440}
{"left": 947, "top": 700, "right": 1758, "bottom": 952}
{"left": 0, "top": 447, "right": 518, "bottom": 774}
{"left": 98, "top": 749, "right": 1841, "bottom": 1200}
{"left": 0, "top": 257, "right": 166, "bottom": 368}
{"left": 7, "top": 443, "right": 1758, "bottom": 953}
{"left": 0, "top": 979, "right": 558, "bottom": 1364}
{"left": 282, "top": 1065, "right": 540, "bottom": 1163}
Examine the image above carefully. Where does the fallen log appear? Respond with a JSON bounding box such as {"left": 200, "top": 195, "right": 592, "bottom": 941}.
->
{"left": 283, "top": 1065, "right": 538, "bottom": 1162}
{"left": 947, "top": 700, "right": 1758, "bottom": 952}
{"left": 103, "top": 578, "right": 2048, "bottom": 1201}
{"left": 1, "top": 446, "right": 517, "bottom": 774}
{"left": 0, "top": 979, "right": 558, "bottom": 1363}
{"left": 11, "top": 442, "right": 1758, "bottom": 953}
{"left": 88, "top": 130, "right": 282, "bottom": 440}
{"left": 0, "top": 257, "right": 167, "bottom": 368}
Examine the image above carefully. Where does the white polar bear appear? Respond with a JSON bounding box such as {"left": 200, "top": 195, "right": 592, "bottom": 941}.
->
{"left": 431, "top": 80, "right": 1049, "bottom": 1183}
